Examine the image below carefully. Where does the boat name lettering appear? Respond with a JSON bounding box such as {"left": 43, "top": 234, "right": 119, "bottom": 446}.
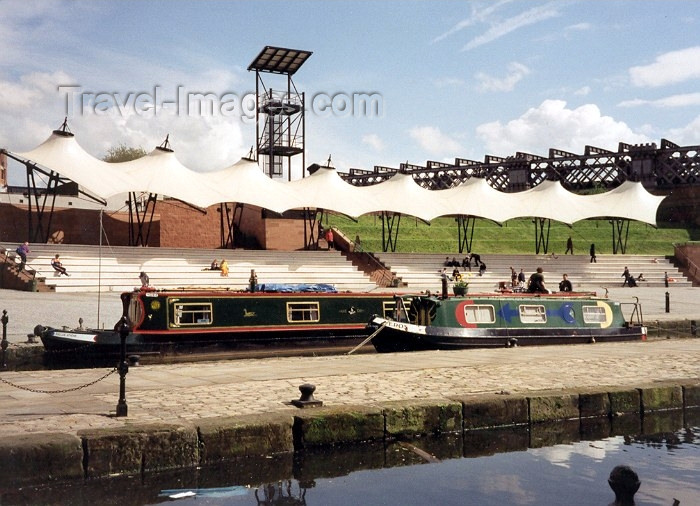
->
{"left": 387, "top": 321, "right": 409, "bottom": 332}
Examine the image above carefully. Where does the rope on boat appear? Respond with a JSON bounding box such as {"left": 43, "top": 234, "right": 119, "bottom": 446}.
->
{"left": 346, "top": 321, "right": 387, "bottom": 355}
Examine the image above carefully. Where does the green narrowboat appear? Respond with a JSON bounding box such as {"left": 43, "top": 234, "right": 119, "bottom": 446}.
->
{"left": 38, "top": 286, "right": 397, "bottom": 354}
{"left": 368, "top": 291, "right": 646, "bottom": 352}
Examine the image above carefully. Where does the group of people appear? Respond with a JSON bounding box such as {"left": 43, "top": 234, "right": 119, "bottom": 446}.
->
{"left": 207, "top": 259, "right": 229, "bottom": 276}
{"left": 444, "top": 254, "right": 486, "bottom": 275}
{"left": 621, "top": 266, "right": 643, "bottom": 287}
{"left": 15, "top": 242, "right": 72, "bottom": 277}
{"left": 522, "top": 267, "right": 573, "bottom": 293}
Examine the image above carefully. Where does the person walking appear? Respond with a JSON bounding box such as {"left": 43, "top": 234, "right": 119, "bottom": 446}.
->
{"left": 325, "top": 228, "right": 335, "bottom": 250}
{"left": 15, "top": 241, "right": 30, "bottom": 271}
{"left": 589, "top": 243, "right": 597, "bottom": 263}
{"left": 621, "top": 266, "right": 631, "bottom": 287}
{"left": 139, "top": 271, "right": 150, "bottom": 288}
{"left": 565, "top": 236, "right": 574, "bottom": 255}
{"left": 220, "top": 259, "right": 229, "bottom": 277}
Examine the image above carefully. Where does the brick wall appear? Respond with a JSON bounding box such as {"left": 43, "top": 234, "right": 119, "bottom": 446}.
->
{"left": 158, "top": 200, "right": 221, "bottom": 248}
{"left": 0, "top": 201, "right": 307, "bottom": 250}
{"left": 237, "top": 205, "right": 306, "bottom": 250}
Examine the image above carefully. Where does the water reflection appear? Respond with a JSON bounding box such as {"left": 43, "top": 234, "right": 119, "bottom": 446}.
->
{"left": 254, "top": 481, "right": 307, "bottom": 505}
{"left": 3, "top": 409, "right": 698, "bottom": 505}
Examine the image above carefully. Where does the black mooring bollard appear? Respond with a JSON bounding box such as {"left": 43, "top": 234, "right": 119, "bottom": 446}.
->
{"left": 115, "top": 316, "right": 130, "bottom": 417}
{"left": 1, "top": 310, "right": 8, "bottom": 369}
{"left": 665, "top": 291, "right": 670, "bottom": 313}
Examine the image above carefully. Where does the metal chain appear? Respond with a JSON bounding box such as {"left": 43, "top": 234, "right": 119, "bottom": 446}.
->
{"left": 0, "top": 367, "right": 117, "bottom": 394}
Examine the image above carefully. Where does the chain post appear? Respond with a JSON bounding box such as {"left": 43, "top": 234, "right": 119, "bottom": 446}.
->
{"left": 115, "top": 316, "right": 130, "bottom": 417}
{"left": 1, "top": 310, "right": 8, "bottom": 369}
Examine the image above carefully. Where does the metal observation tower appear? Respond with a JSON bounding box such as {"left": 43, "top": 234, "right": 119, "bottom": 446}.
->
{"left": 248, "top": 46, "right": 313, "bottom": 181}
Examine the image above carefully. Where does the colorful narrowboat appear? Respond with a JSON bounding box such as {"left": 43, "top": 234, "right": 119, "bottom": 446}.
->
{"left": 38, "top": 285, "right": 397, "bottom": 354}
{"left": 368, "top": 291, "right": 646, "bottom": 353}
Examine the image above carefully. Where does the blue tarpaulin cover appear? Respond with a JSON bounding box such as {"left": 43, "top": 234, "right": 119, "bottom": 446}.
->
{"left": 255, "top": 283, "right": 337, "bottom": 293}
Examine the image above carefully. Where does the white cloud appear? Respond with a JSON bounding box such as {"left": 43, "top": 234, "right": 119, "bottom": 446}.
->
{"left": 0, "top": 70, "right": 249, "bottom": 171}
{"left": 462, "top": 3, "right": 560, "bottom": 51}
{"left": 666, "top": 114, "right": 700, "bottom": 146}
{"left": 476, "top": 99, "right": 650, "bottom": 155}
{"left": 362, "top": 134, "right": 385, "bottom": 151}
{"left": 573, "top": 86, "right": 591, "bottom": 96}
{"left": 629, "top": 46, "right": 700, "bottom": 87}
{"left": 565, "top": 22, "right": 591, "bottom": 32}
{"left": 432, "top": 0, "right": 515, "bottom": 44}
{"left": 618, "top": 92, "right": 700, "bottom": 108}
{"left": 475, "top": 62, "right": 530, "bottom": 92}
{"left": 408, "top": 126, "right": 463, "bottom": 156}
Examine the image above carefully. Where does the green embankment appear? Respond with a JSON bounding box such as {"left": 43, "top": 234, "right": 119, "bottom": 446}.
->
{"left": 327, "top": 216, "right": 695, "bottom": 255}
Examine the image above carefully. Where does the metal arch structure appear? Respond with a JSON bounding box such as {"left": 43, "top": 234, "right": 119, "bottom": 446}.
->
{"left": 344, "top": 138, "right": 700, "bottom": 253}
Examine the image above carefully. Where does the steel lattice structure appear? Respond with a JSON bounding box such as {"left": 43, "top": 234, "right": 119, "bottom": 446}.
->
{"left": 345, "top": 139, "right": 700, "bottom": 192}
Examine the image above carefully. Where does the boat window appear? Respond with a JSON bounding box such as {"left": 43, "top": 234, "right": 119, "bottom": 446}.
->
{"left": 128, "top": 297, "right": 142, "bottom": 326}
{"left": 173, "top": 303, "right": 213, "bottom": 326}
{"left": 464, "top": 305, "right": 496, "bottom": 323}
{"left": 519, "top": 305, "right": 547, "bottom": 324}
{"left": 583, "top": 305, "right": 607, "bottom": 323}
{"left": 287, "top": 302, "right": 320, "bottom": 322}
{"left": 382, "top": 301, "right": 397, "bottom": 318}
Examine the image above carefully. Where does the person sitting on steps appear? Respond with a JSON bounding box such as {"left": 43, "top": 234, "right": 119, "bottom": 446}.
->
{"left": 50, "top": 254, "right": 70, "bottom": 276}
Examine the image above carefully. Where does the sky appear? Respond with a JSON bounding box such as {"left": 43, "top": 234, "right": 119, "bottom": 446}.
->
{"left": 1, "top": 0, "right": 700, "bottom": 183}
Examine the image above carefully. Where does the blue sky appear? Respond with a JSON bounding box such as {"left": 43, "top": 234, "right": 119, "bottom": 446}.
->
{"left": 1, "top": 0, "right": 700, "bottom": 182}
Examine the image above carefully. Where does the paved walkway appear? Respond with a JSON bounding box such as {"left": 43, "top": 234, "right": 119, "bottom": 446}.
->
{"left": 1, "top": 339, "right": 699, "bottom": 437}
{"left": 0, "top": 285, "right": 698, "bottom": 438}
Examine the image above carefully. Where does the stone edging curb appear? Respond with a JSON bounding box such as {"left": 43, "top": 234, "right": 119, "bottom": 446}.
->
{"left": 1, "top": 380, "right": 698, "bottom": 487}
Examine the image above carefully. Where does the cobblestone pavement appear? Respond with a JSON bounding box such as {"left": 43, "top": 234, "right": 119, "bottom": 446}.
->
{"left": 1, "top": 338, "right": 699, "bottom": 437}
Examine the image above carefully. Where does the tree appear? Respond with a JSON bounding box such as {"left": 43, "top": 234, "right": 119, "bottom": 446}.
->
{"left": 103, "top": 144, "right": 147, "bottom": 162}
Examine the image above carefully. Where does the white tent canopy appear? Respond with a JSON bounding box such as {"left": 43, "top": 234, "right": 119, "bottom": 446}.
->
{"left": 199, "top": 158, "right": 301, "bottom": 213}
{"left": 13, "top": 131, "right": 134, "bottom": 199}
{"left": 285, "top": 165, "right": 376, "bottom": 218}
{"left": 439, "top": 177, "right": 520, "bottom": 223}
{"left": 112, "top": 146, "right": 223, "bottom": 209}
{"left": 359, "top": 172, "right": 451, "bottom": 222}
{"left": 4, "top": 129, "right": 667, "bottom": 227}
{"left": 583, "top": 181, "right": 666, "bottom": 226}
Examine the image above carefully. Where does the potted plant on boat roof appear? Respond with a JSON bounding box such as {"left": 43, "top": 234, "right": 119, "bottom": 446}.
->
{"left": 453, "top": 279, "right": 469, "bottom": 296}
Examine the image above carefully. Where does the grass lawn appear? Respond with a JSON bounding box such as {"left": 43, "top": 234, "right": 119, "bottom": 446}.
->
{"left": 326, "top": 215, "right": 695, "bottom": 256}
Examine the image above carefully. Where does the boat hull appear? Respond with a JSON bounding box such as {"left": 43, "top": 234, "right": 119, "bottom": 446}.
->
{"left": 38, "top": 288, "right": 397, "bottom": 356}
{"left": 369, "top": 317, "right": 647, "bottom": 353}
{"left": 368, "top": 292, "right": 647, "bottom": 353}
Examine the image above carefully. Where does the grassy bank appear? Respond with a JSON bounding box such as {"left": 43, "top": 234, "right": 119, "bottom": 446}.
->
{"left": 326, "top": 215, "right": 694, "bottom": 255}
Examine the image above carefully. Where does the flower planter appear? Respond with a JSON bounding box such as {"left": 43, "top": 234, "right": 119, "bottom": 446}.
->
{"left": 453, "top": 286, "right": 468, "bottom": 296}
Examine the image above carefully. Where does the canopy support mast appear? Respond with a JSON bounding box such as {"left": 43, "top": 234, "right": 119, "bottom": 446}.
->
{"left": 533, "top": 217, "right": 551, "bottom": 254}
{"left": 610, "top": 218, "right": 630, "bottom": 254}
{"left": 381, "top": 212, "right": 401, "bottom": 252}
{"left": 456, "top": 215, "right": 475, "bottom": 254}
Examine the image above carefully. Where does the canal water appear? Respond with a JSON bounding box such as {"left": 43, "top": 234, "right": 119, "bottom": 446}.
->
{"left": 4, "top": 410, "right": 699, "bottom": 505}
